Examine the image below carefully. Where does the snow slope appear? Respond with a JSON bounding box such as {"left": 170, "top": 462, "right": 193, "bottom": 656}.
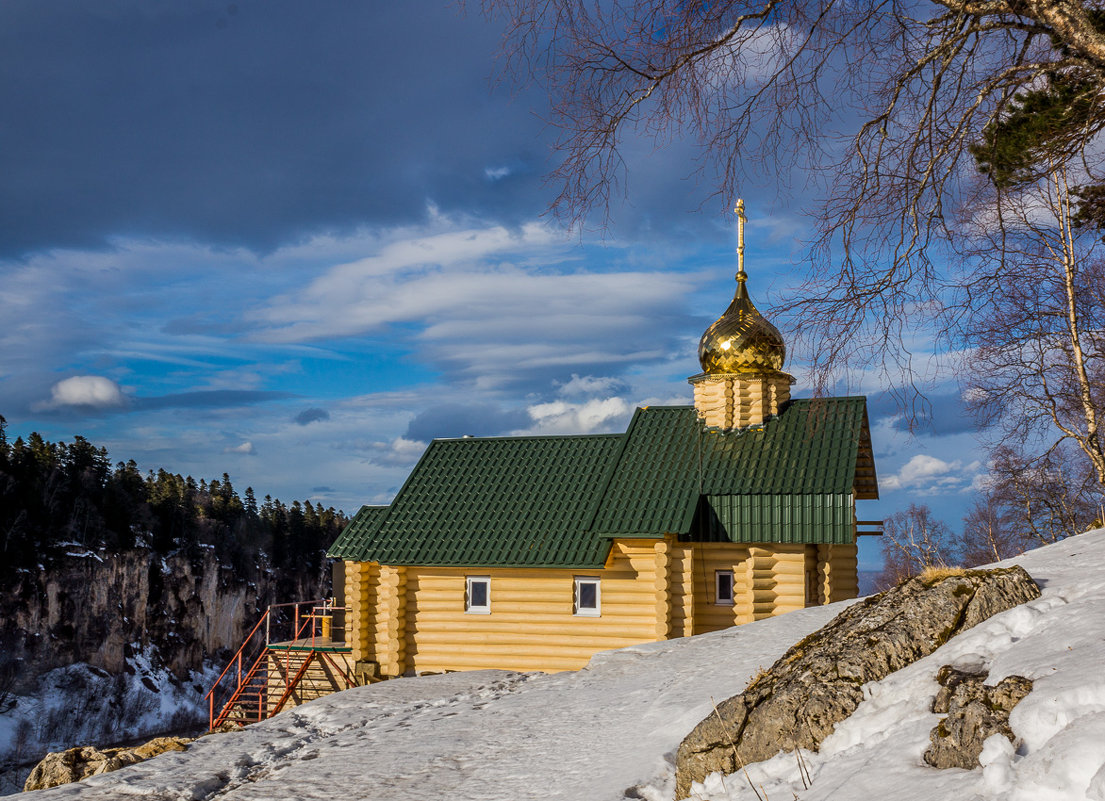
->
{"left": 17, "top": 531, "right": 1105, "bottom": 801}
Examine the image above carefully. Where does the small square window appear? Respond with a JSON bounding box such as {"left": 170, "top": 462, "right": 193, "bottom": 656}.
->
{"left": 466, "top": 576, "right": 490, "bottom": 614}
{"left": 574, "top": 577, "right": 600, "bottom": 617}
{"left": 715, "top": 570, "right": 735, "bottom": 606}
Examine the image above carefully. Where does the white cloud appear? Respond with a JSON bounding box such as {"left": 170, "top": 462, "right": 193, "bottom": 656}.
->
{"left": 224, "top": 441, "right": 255, "bottom": 455}
{"left": 255, "top": 221, "right": 563, "bottom": 333}
{"left": 364, "top": 437, "right": 428, "bottom": 467}
{"left": 516, "top": 397, "right": 634, "bottom": 435}
{"left": 34, "top": 375, "right": 127, "bottom": 410}
{"left": 484, "top": 166, "right": 512, "bottom": 181}
{"left": 881, "top": 453, "right": 982, "bottom": 492}
{"left": 554, "top": 374, "right": 628, "bottom": 397}
{"left": 694, "top": 23, "right": 801, "bottom": 89}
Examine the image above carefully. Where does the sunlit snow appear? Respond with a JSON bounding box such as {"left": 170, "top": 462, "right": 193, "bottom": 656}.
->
{"left": 21, "top": 531, "right": 1105, "bottom": 800}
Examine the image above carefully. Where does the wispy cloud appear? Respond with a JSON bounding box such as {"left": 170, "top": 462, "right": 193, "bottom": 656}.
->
{"left": 484, "top": 166, "right": 512, "bottom": 181}
{"left": 249, "top": 216, "right": 698, "bottom": 390}
{"left": 250, "top": 220, "right": 564, "bottom": 339}
{"left": 554, "top": 374, "right": 629, "bottom": 398}
{"left": 881, "top": 453, "right": 983, "bottom": 493}
{"left": 135, "top": 390, "right": 296, "bottom": 411}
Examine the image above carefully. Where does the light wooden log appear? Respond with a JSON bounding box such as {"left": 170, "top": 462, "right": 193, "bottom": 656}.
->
{"left": 405, "top": 619, "right": 660, "bottom": 636}
{"left": 408, "top": 609, "right": 659, "bottom": 626}
{"left": 409, "top": 587, "right": 658, "bottom": 604}
{"left": 409, "top": 630, "right": 656, "bottom": 647}
{"left": 408, "top": 641, "right": 651, "bottom": 658}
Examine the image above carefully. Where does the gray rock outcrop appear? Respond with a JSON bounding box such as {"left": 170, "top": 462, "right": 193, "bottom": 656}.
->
{"left": 23, "top": 736, "right": 192, "bottom": 791}
{"left": 923, "top": 665, "right": 1032, "bottom": 769}
{"left": 675, "top": 566, "right": 1040, "bottom": 799}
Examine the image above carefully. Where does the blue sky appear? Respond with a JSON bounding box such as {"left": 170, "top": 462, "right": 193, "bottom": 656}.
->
{"left": 0, "top": 1, "right": 986, "bottom": 569}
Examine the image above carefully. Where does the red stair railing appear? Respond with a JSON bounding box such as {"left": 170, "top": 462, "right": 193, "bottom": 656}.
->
{"left": 205, "top": 599, "right": 345, "bottom": 730}
{"left": 205, "top": 608, "right": 271, "bottom": 729}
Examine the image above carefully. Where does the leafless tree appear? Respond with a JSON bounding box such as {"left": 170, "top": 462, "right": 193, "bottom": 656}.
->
{"left": 485, "top": 0, "right": 1105, "bottom": 387}
{"left": 970, "top": 443, "right": 1104, "bottom": 546}
{"left": 488, "top": 0, "right": 1105, "bottom": 553}
{"left": 960, "top": 494, "right": 1020, "bottom": 566}
{"left": 960, "top": 168, "right": 1105, "bottom": 492}
{"left": 875, "top": 503, "right": 961, "bottom": 588}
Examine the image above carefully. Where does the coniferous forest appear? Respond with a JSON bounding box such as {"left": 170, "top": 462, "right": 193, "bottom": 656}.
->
{"left": 0, "top": 415, "right": 347, "bottom": 593}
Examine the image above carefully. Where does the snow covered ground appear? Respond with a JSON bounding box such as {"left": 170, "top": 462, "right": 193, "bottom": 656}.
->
{"left": 15, "top": 531, "right": 1105, "bottom": 801}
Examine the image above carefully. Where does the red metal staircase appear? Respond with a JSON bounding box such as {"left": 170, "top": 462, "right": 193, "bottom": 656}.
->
{"left": 205, "top": 600, "right": 355, "bottom": 730}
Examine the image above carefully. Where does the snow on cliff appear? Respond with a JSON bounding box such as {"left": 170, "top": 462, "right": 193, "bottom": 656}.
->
{"left": 0, "top": 647, "right": 217, "bottom": 795}
{"left": 19, "top": 531, "right": 1105, "bottom": 801}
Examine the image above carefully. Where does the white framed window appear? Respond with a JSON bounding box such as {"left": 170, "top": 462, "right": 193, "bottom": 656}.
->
{"left": 715, "top": 570, "right": 735, "bottom": 606}
{"left": 466, "top": 576, "right": 491, "bottom": 614}
{"left": 574, "top": 576, "right": 601, "bottom": 617}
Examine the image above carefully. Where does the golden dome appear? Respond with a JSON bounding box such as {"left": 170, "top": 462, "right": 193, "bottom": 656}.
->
{"left": 698, "top": 270, "right": 786, "bottom": 374}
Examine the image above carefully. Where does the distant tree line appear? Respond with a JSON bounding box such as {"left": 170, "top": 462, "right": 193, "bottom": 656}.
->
{"left": 0, "top": 415, "right": 347, "bottom": 589}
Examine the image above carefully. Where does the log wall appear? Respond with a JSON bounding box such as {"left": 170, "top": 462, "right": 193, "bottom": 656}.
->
{"left": 688, "top": 542, "right": 816, "bottom": 634}
{"left": 347, "top": 540, "right": 665, "bottom": 676}
{"left": 687, "top": 542, "right": 751, "bottom": 633}
{"left": 343, "top": 537, "right": 859, "bottom": 675}
{"left": 343, "top": 561, "right": 378, "bottom": 665}
{"left": 669, "top": 542, "right": 695, "bottom": 637}
{"left": 820, "top": 543, "right": 859, "bottom": 602}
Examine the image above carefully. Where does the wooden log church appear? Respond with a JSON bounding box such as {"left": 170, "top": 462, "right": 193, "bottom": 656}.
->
{"left": 326, "top": 203, "right": 879, "bottom": 679}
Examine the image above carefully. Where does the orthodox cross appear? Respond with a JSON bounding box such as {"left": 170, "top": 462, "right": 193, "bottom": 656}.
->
{"left": 735, "top": 199, "right": 747, "bottom": 280}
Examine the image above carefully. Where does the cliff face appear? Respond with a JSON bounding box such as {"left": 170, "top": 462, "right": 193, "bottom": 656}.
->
{"left": 2, "top": 549, "right": 330, "bottom": 694}
{"left": 0, "top": 547, "right": 332, "bottom": 792}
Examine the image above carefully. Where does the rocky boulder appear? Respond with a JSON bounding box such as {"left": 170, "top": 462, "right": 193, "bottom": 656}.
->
{"left": 23, "top": 736, "right": 191, "bottom": 791}
{"left": 923, "top": 665, "right": 1033, "bottom": 769}
{"left": 675, "top": 566, "right": 1040, "bottom": 799}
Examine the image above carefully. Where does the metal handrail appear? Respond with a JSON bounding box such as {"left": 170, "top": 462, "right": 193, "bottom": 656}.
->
{"left": 264, "top": 599, "right": 329, "bottom": 644}
{"left": 210, "top": 649, "right": 269, "bottom": 728}
{"left": 205, "top": 608, "right": 272, "bottom": 729}
{"left": 206, "top": 598, "right": 354, "bottom": 729}
{"left": 205, "top": 608, "right": 270, "bottom": 700}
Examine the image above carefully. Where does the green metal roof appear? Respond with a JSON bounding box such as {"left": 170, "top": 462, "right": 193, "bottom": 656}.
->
{"left": 328, "top": 398, "right": 876, "bottom": 566}
{"left": 591, "top": 398, "right": 871, "bottom": 537}
{"left": 693, "top": 493, "right": 856, "bottom": 545}
{"left": 327, "top": 505, "right": 389, "bottom": 559}
{"left": 327, "top": 434, "right": 623, "bottom": 568}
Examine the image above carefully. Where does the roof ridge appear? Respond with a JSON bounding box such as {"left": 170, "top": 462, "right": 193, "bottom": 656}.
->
{"left": 431, "top": 431, "right": 625, "bottom": 443}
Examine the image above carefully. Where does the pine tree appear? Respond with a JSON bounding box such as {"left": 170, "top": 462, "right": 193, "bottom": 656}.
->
{"left": 244, "top": 487, "right": 258, "bottom": 518}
